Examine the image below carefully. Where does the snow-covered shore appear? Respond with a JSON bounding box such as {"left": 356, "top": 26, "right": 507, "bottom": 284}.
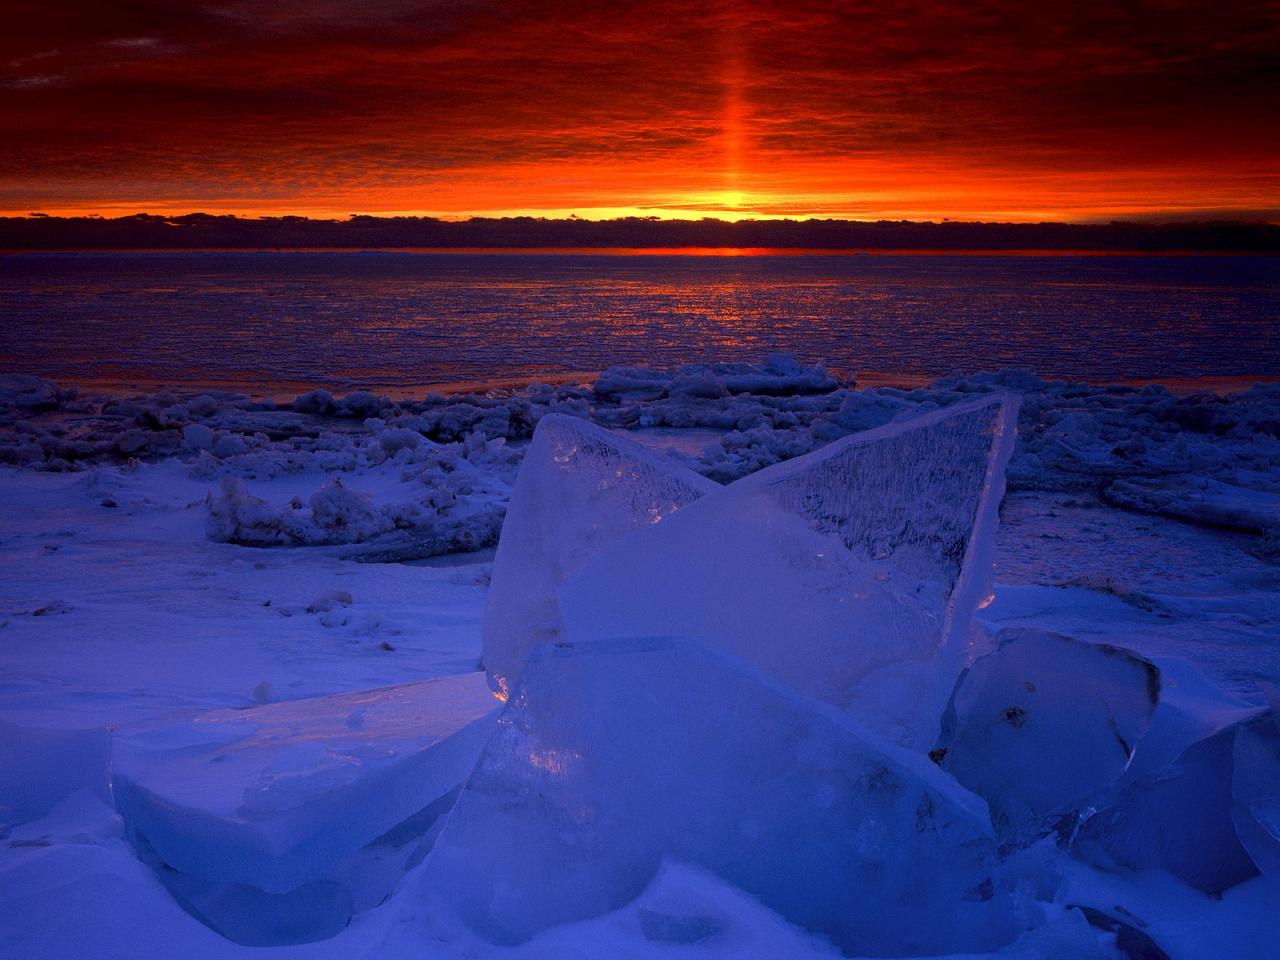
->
{"left": 2, "top": 358, "right": 1278, "bottom": 959}
{"left": 4, "top": 358, "right": 1279, "bottom": 557}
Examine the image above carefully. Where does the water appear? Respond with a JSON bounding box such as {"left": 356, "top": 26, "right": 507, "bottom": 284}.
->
{"left": 2, "top": 250, "right": 1277, "bottom": 390}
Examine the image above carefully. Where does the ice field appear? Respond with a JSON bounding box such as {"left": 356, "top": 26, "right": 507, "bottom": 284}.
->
{"left": 2, "top": 359, "right": 1279, "bottom": 959}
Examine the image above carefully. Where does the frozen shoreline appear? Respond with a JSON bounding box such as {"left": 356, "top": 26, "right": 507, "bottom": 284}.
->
{"left": 2, "top": 358, "right": 1279, "bottom": 958}
{"left": 5, "top": 358, "right": 1279, "bottom": 550}
{"left": 32, "top": 368, "right": 1280, "bottom": 403}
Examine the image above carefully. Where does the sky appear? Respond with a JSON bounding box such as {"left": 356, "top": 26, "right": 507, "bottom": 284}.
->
{"left": 2, "top": 1, "right": 1278, "bottom": 222}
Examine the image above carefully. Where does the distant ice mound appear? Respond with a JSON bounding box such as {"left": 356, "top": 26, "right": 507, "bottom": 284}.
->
{"left": 421, "top": 637, "right": 1015, "bottom": 956}
{"left": 557, "top": 393, "right": 1019, "bottom": 748}
{"left": 480, "top": 414, "right": 720, "bottom": 696}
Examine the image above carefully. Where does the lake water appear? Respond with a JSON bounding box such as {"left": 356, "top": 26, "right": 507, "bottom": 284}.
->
{"left": 2, "top": 250, "right": 1277, "bottom": 391}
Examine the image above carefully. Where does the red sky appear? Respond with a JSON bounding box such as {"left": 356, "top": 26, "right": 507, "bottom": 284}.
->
{"left": 3, "top": 1, "right": 1278, "bottom": 222}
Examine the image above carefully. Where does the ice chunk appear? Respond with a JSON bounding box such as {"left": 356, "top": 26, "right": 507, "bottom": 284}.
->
{"left": 1232, "top": 706, "right": 1280, "bottom": 885}
{"left": 559, "top": 394, "right": 1019, "bottom": 748}
{"left": 111, "top": 672, "right": 498, "bottom": 894}
{"left": 131, "top": 784, "right": 461, "bottom": 946}
{"left": 1072, "top": 662, "right": 1266, "bottom": 893}
{"left": 421, "top": 637, "right": 1014, "bottom": 956}
{"left": 204, "top": 476, "right": 285, "bottom": 545}
{"left": 1104, "top": 476, "right": 1280, "bottom": 535}
{"left": 134, "top": 844, "right": 356, "bottom": 947}
{"left": 1074, "top": 726, "right": 1259, "bottom": 893}
{"left": 935, "top": 630, "right": 1159, "bottom": 846}
{"left": 480, "top": 413, "right": 720, "bottom": 695}
{"left": 1118, "top": 656, "right": 1263, "bottom": 788}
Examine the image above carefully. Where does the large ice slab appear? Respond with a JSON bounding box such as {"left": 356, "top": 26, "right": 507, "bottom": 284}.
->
{"left": 480, "top": 413, "right": 720, "bottom": 695}
{"left": 111, "top": 672, "right": 499, "bottom": 894}
{"left": 421, "top": 637, "right": 1014, "bottom": 956}
{"left": 559, "top": 395, "right": 1019, "bottom": 748}
{"left": 934, "top": 630, "right": 1159, "bottom": 847}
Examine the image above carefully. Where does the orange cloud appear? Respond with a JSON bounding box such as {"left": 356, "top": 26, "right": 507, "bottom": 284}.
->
{"left": 2, "top": 1, "right": 1277, "bottom": 221}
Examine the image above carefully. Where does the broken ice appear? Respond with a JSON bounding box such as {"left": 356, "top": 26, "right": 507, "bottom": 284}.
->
{"left": 480, "top": 413, "right": 719, "bottom": 695}
{"left": 935, "top": 629, "right": 1160, "bottom": 846}
{"left": 1231, "top": 703, "right": 1280, "bottom": 886}
{"left": 421, "top": 637, "right": 1015, "bottom": 956}
{"left": 558, "top": 394, "right": 1019, "bottom": 748}
{"left": 112, "top": 672, "right": 498, "bottom": 896}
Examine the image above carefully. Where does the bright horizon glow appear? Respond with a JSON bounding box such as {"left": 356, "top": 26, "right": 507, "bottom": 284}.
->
{"left": 2, "top": 3, "right": 1277, "bottom": 223}
{"left": 7, "top": 155, "right": 1276, "bottom": 224}
{"left": 10, "top": 194, "right": 1275, "bottom": 224}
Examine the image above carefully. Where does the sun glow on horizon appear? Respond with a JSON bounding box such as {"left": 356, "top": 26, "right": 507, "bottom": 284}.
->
{"left": 1, "top": 3, "right": 1277, "bottom": 224}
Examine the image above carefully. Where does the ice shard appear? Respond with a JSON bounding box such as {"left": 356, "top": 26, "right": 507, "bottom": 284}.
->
{"left": 935, "top": 630, "right": 1159, "bottom": 846}
{"left": 480, "top": 413, "right": 720, "bottom": 696}
{"left": 421, "top": 637, "right": 1014, "bottom": 957}
{"left": 558, "top": 394, "right": 1019, "bottom": 748}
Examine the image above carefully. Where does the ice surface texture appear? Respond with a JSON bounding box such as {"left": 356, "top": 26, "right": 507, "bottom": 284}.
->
{"left": 558, "top": 394, "right": 1019, "bottom": 748}
{"left": 112, "top": 672, "right": 498, "bottom": 894}
{"left": 935, "top": 630, "right": 1160, "bottom": 847}
{"left": 480, "top": 414, "right": 720, "bottom": 694}
{"left": 423, "top": 637, "right": 1014, "bottom": 957}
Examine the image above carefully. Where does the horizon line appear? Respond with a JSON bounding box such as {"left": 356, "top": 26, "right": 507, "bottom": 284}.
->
{"left": 8, "top": 212, "right": 1280, "bottom": 227}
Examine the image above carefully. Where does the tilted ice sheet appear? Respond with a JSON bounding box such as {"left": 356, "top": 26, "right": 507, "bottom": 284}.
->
{"left": 480, "top": 413, "right": 719, "bottom": 695}
{"left": 420, "top": 637, "right": 1014, "bottom": 957}
{"left": 934, "top": 630, "right": 1160, "bottom": 847}
{"left": 111, "top": 672, "right": 498, "bottom": 893}
{"left": 558, "top": 394, "right": 1019, "bottom": 748}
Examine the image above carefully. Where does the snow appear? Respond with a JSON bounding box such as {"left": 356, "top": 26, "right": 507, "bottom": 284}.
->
{"left": 419, "top": 637, "right": 1015, "bottom": 956}
{"left": 0, "top": 721, "right": 111, "bottom": 827}
{"left": 1, "top": 357, "right": 1278, "bottom": 959}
